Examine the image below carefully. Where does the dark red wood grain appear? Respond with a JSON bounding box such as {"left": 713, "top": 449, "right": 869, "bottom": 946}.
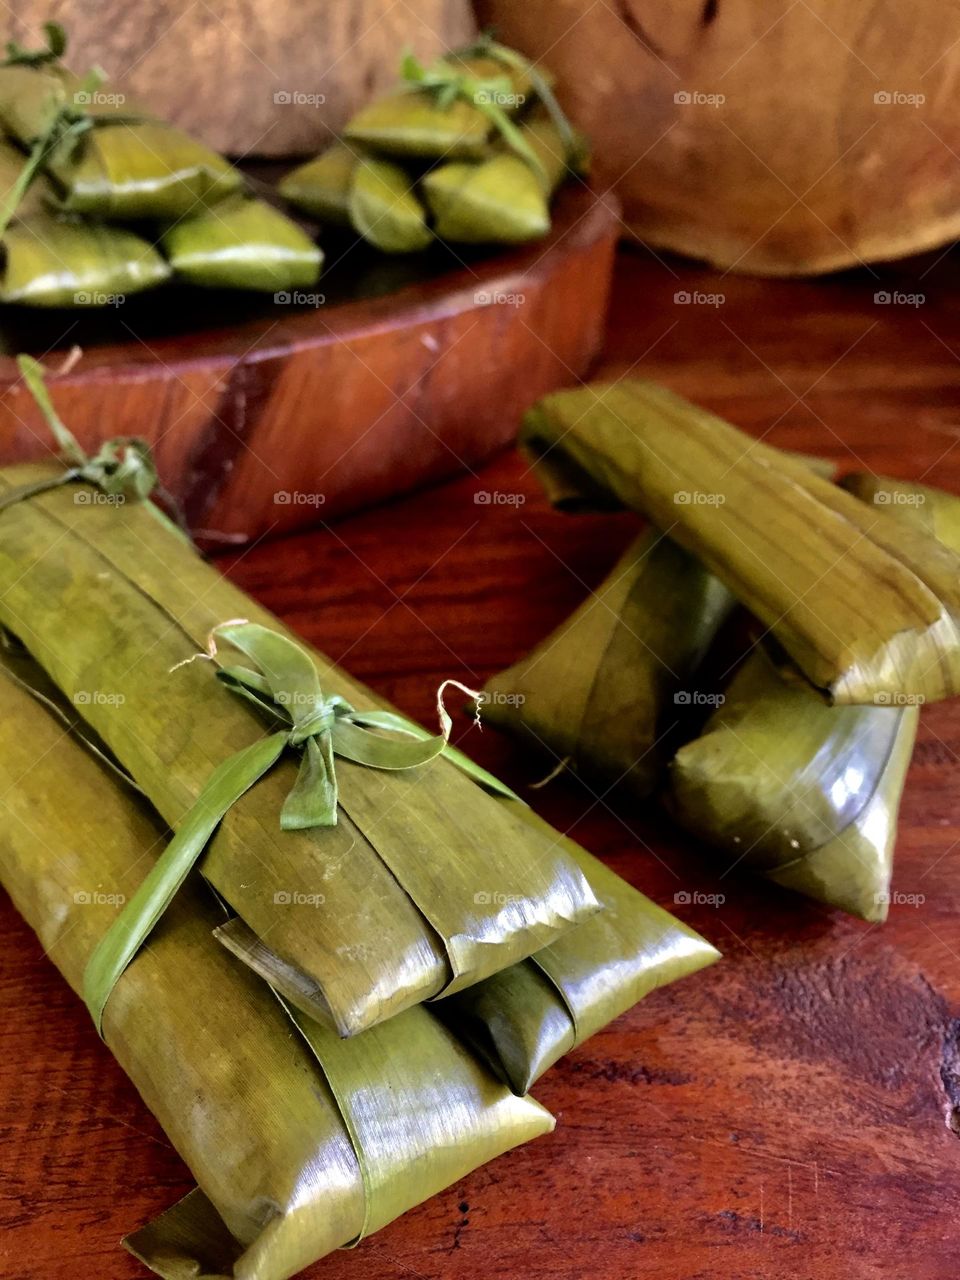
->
{"left": 0, "top": 187, "right": 617, "bottom": 545}
{"left": 3, "top": 247, "right": 960, "bottom": 1280}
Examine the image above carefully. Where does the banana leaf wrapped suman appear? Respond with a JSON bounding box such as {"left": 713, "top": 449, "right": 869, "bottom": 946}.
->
{"left": 841, "top": 472, "right": 960, "bottom": 547}
{"left": 0, "top": 444, "right": 599, "bottom": 1037}
{"left": 421, "top": 112, "right": 576, "bottom": 245}
{"left": 482, "top": 529, "right": 734, "bottom": 796}
{"left": 45, "top": 118, "right": 243, "bottom": 220}
{"left": 282, "top": 39, "right": 582, "bottom": 251}
{"left": 348, "top": 156, "right": 432, "bottom": 253}
{"left": 159, "top": 195, "right": 323, "bottom": 291}
{"left": 0, "top": 26, "right": 130, "bottom": 143}
{"left": 343, "top": 54, "right": 534, "bottom": 161}
{"left": 0, "top": 644, "right": 554, "bottom": 1279}
{"left": 277, "top": 141, "right": 360, "bottom": 226}
{"left": 520, "top": 380, "right": 960, "bottom": 705}
{"left": 0, "top": 210, "right": 171, "bottom": 305}
{"left": 442, "top": 807, "right": 719, "bottom": 1092}
{"left": 0, "top": 25, "right": 322, "bottom": 300}
{"left": 668, "top": 647, "right": 918, "bottom": 921}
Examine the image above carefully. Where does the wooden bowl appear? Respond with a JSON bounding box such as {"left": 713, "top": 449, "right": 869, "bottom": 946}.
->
{"left": 477, "top": 0, "right": 960, "bottom": 276}
{"left": 0, "top": 187, "right": 619, "bottom": 544}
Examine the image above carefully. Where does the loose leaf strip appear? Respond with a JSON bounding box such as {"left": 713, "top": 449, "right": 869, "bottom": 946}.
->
{"left": 520, "top": 380, "right": 960, "bottom": 705}
{"left": 83, "top": 732, "right": 287, "bottom": 1033}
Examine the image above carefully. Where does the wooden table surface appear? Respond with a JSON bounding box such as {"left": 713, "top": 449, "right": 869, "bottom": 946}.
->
{"left": 4, "top": 247, "right": 960, "bottom": 1280}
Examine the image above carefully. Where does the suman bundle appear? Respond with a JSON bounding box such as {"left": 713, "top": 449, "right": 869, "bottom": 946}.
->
{"left": 473, "top": 380, "right": 955, "bottom": 917}
{"left": 280, "top": 38, "right": 586, "bottom": 251}
{"left": 520, "top": 380, "right": 960, "bottom": 705}
{"left": 0, "top": 24, "right": 321, "bottom": 303}
{"left": 0, "top": 640, "right": 555, "bottom": 1278}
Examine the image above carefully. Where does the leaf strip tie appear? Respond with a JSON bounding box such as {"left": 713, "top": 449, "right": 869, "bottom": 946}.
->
{"left": 83, "top": 621, "right": 520, "bottom": 1032}
{"left": 400, "top": 36, "right": 581, "bottom": 180}
{"left": 0, "top": 354, "right": 188, "bottom": 540}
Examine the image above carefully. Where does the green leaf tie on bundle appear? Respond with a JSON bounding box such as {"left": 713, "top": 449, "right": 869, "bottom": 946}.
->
{"left": 0, "top": 644, "right": 555, "bottom": 1276}
{"left": 0, "top": 354, "right": 186, "bottom": 533}
{"left": 82, "top": 617, "right": 519, "bottom": 1034}
{"left": 399, "top": 48, "right": 548, "bottom": 184}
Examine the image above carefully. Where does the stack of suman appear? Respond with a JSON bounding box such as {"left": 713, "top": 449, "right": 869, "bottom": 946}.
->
{"left": 481, "top": 380, "right": 960, "bottom": 922}
{"left": 0, "top": 365, "right": 719, "bottom": 1277}
{"left": 280, "top": 38, "right": 587, "bottom": 253}
{"left": 0, "top": 24, "right": 321, "bottom": 305}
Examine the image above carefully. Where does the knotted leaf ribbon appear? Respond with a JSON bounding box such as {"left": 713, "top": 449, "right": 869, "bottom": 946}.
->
{"left": 0, "top": 354, "right": 189, "bottom": 539}
{"left": 83, "top": 620, "right": 519, "bottom": 1033}
{"left": 400, "top": 37, "right": 579, "bottom": 183}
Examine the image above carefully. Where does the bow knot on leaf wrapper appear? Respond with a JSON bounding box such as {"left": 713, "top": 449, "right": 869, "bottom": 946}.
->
{"left": 400, "top": 36, "right": 579, "bottom": 182}
{"left": 204, "top": 619, "right": 515, "bottom": 829}
{"left": 83, "top": 618, "right": 517, "bottom": 1034}
{"left": 0, "top": 354, "right": 157, "bottom": 507}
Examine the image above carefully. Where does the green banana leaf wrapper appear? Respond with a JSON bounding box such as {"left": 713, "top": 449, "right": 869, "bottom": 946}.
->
{"left": 442, "top": 807, "right": 719, "bottom": 1092}
{"left": 0, "top": 59, "right": 129, "bottom": 142}
{"left": 47, "top": 118, "right": 244, "bottom": 220}
{"left": 482, "top": 529, "right": 735, "bottom": 796}
{"left": 348, "top": 155, "right": 432, "bottom": 253}
{"left": 422, "top": 112, "right": 574, "bottom": 245}
{"left": 669, "top": 647, "right": 918, "bottom": 921}
{"left": 0, "top": 210, "right": 171, "bottom": 305}
{"left": 841, "top": 472, "right": 960, "bottom": 547}
{"left": 520, "top": 380, "right": 960, "bottom": 706}
{"left": 0, "top": 645, "right": 554, "bottom": 1279}
{"left": 344, "top": 54, "right": 534, "bottom": 161}
{"left": 0, "top": 464, "right": 599, "bottom": 1037}
{"left": 0, "top": 56, "right": 243, "bottom": 220}
{"left": 159, "top": 195, "right": 323, "bottom": 291}
{"left": 278, "top": 142, "right": 360, "bottom": 226}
